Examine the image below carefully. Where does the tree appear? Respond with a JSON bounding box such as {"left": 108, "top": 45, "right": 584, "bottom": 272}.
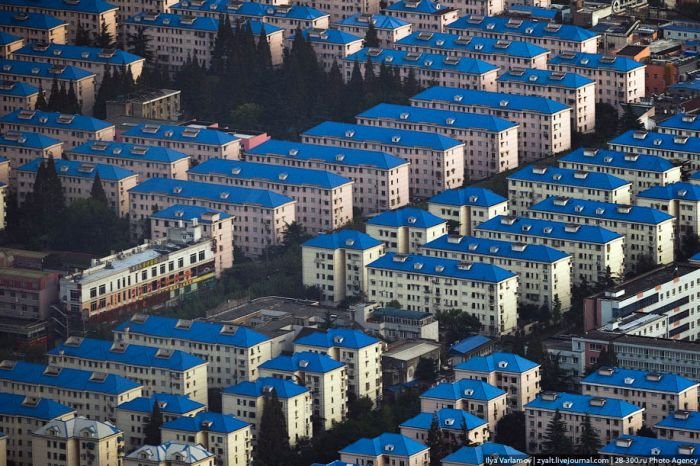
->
{"left": 93, "top": 19, "right": 114, "bottom": 49}
{"left": 364, "top": 22, "right": 380, "bottom": 48}
{"left": 403, "top": 68, "right": 421, "bottom": 97}
{"left": 495, "top": 412, "right": 526, "bottom": 452}
{"left": 595, "top": 103, "right": 619, "bottom": 140}
{"left": 90, "top": 172, "right": 109, "bottom": 206}
{"left": 282, "top": 222, "right": 310, "bottom": 248}
{"left": 75, "top": 22, "right": 92, "bottom": 46}
{"left": 144, "top": 401, "right": 163, "bottom": 445}
{"left": 637, "top": 426, "right": 657, "bottom": 438}
{"left": 126, "top": 27, "right": 153, "bottom": 62}
{"left": 47, "top": 77, "right": 60, "bottom": 112}
{"left": 66, "top": 82, "right": 81, "bottom": 114}
{"left": 427, "top": 413, "right": 445, "bottom": 466}
{"left": 254, "top": 390, "right": 292, "bottom": 466}
{"left": 542, "top": 409, "right": 574, "bottom": 454}
{"left": 679, "top": 227, "right": 700, "bottom": 260}
{"left": 435, "top": 309, "right": 482, "bottom": 345}
{"left": 35, "top": 87, "right": 48, "bottom": 110}
{"left": 593, "top": 345, "right": 618, "bottom": 371}
{"left": 576, "top": 414, "right": 602, "bottom": 455}
{"left": 619, "top": 104, "right": 643, "bottom": 132}
{"left": 551, "top": 295, "right": 562, "bottom": 324}
{"left": 414, "top": 357, "right": 437, "bottom": 383}
{"left": 93, "top": 67, "right": 113, "bottom": 118}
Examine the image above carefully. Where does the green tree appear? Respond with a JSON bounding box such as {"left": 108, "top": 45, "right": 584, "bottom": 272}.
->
{"left": 90, "top": 172, "right": 109, "bottom": 206}
{"left": 679, "top": 227, "right": 700, "bottom": 260}
{"left": 551, "top": 295, "right": 562, "bottom": 324}
{"left": 364, "top": 22, "right": 380, "bottom": 48}
{"left": 75, "top": 22, "right": 92, "bottom": 46}
{"left": 435, "top": 309, "right": 482, "bottom": 344}
{"left": 35, "top": 87, "right": 48, "bottom": 110}
{"left": 577, "top": 414, "right": 602, "bottom": 455}
{"left": 427, "top": 413, "right": 445, "bottom": 466}
{"left": 93, "top": 67, "right": 113, "bottom": 118}
{"left": 126, "top": 27, "right": 153, "bottom": 62}
{"left": 403, "top": 68, "right": 421, "bottom": 97}
{"left": 414, "top": 357, "right": 437, "bottom": 383}
{"left": 93, "top": 19, "right": 114, "bottom": 49}
{"left": 495, "top": 412, "right": 526, "bottom": 452}
{"left": 593, "top": 345, "right": 618, "bottom": 371}
{"left": 47, "top": 77, "right": 60, "bottom": 112}
{"left": 595, "top": 103, "right": 619, "bottom": 140}
{"left": 230, "top": 103, "right": 263, "bottom": 130}
{"left": 282, "top": 222, "right": 310, "bottom": 248}
{"left": 637, "top": 426, "right": 658, "bottom": 438}
{"left": 66, "top": 82, "right": 81, "bottom": 114}
{"left": 542, "top": 409, "right": 574, "bottom": 454}
{"left": 144, "top": 401, "right": 163, "bottom": 445}
{"left": 619, "top": 104, "right": 643, "bottom": 132}
{"left": 254, "top": 390, "right": 292, "bottom": 466}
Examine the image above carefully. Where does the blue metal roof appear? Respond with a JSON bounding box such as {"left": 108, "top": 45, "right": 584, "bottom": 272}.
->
{"left": 16, "top": 43, "right": 143, "bottom": 66}
{"left": 0, "top": 131, "right": 61, "bottom": 149}
{"left": 18, "top": 158, "right": 136, "bottom": 181}
{"left": 525, "top": 392, "right": 643, "bottom": 417}
{"left": 476, "top": 215, "right": 623, "bottom": 244}
{"left": 303, "top": 121, "right": 462, "bottom": 151}
{"left": 428, "top": 186, "right": 506, "bottom": 207}
{"left": 529, "top": 196, "right": 674, "bottom": 225}
{"left": 368, "top": 207, "right": 445, "bottom": 228}
{"left": 247, "top": 139, "right": 408, "bottom": 170}
{"left": 386, "top": 0, "right": 452, "bottom": 13}
{"left": 117, "top": 393, "right": 205, "bottom": 415}
{"left": 0, "top": 58, "right": 94, "bottom": 80}
{"left": 48, "top": 337, "right": 206, "bottom": 371}
{"left": 340, "top": 432, "right": 429, "bottom": 457}
{"left": 669, "top": 80, "right": 700, "bottom": 92}
{"left": 294, "top": 28, "right": 362, "bottom": 45}
{"left": 0, "top": 360, "right": 141, "bottom": 394}
{"left": 368, "top": 252, "right": 516, "bottom": 283}
{"left": 114, "top": 314, "right": 270, "bottom": 348}
{"left": 336, "top": 14, "right": 409, "bottom": 30}
{"left": 0, "top": 10, "right": 65, "bottom": 29}
{"left": 0, "top": 31, "right": 20, "bottom": 45}
{"left": 0, "top": 0, "right": 117, "bottom": 13}
{"left": 189, "top": 158, "right": 352, "bottom": 189}
{"left": 400, "top": 408, "right": 487, "bottom": 431}
{"left": 560, "top": 148, "right": 676, "bottom": 172}
{"left": 125, "top": 12, "right": 218, "bottom": 32}
{"left": 294, "top": 328, "right": 379, "bottom": 350}
{"left": 223, "top": 376, "right": 309, "bottom": 398}
{"left": 358, "top": 103, "right": 517, "bottom": 132}
{"left": 121, "top": 123, "right": 238, "bottom": 145}
{"left": 347, "top": 48, "right": 498, "bottom": 75}
{"left": 312, "top": 462, "right": 361, "bottom": 466}
{"left": 657, "top": 113, "right": 700, "bottom": 133}
{"left": 0, "top": 110, "right": 113, "bottom": 132}
{"left": 421, "top": 379, "right": 506, "bottom": 401}
{"left": 128, "top": 178, "right": 295, "bottom": 209}
{"left": 0, "top": 392, "right": 74, "bottom": 420}
{"left": 412, "top": 86, "right": 570, "bottom": 114}
{"left": 455, "top": 352, "right": 539, "bottom": 373}
{"left": 162, "top": 411, "right": 249, "bottom": 433}
{"left": 423, "top": 234, "right": 570, "bottom": 263}
{"left": 172, "top": 0, "right": 328, "bottom": 20}
{"left": 442, "top": 443, "right": 528, "bottom": 465}
{"left": 259, "top": 351, "right": 345, "bottom": 374}
{"left": 550, "top": 52, "right": 644, "bottom": 72}
{"left": 497, "top": 68, "right": 594, "bottom": 88}
{"left": 600, "top": 435, "right": 700, "bottom": 458}
{"left": 509, "top": 165, "right": 630, "bottom": 190}
{"left": 447, "top": 15, "right": 598, "bottom": 42}
{"left": 582, "top": 367, "right": 698, "bottom": 394}
{"left": 638, "top": 182, "right": 700, "bottom": 201}
{"left": 507, "top": 4, "right": 558, "bottom": 19}
{"left": 0, "top": 80, "right": 38, "bottom": 97}
{"left": 397, "top": 32, "right": 549, "bottom": 58}
{"left": 303, "top": 229, "right": 383, "bottom": 251}
{"left": 151, "top": 204, "right": 231, "bottom": 223}
{"left": 448, "top": 335, "right": 492, "bottom": 356}
{"left": 656, "top": 412, "right": 700, "bottom": 433}
{"left": 610, "top": 130, "right": 700, "bottom": 154}
{"left": 69, "top": 140, "right": 188, "bottom": 162}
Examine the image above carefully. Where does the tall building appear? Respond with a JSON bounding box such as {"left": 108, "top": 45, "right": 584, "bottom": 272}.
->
{"left": 609, "top": 130, "right": 700, "bottom": 171}
{"left": 0, "top": 81, "right": 38, "bottom": 115}
{"left": 384, "top": 0, "right": 458, "bottom": 32}
{"left": 656, "top": 411, "right": 700, "bottom": 442}
{"left": 0, "top": 131, "right": 63, "bottom": 189}
{"left": 335, "top": 14, "right": 412, "bottom": 48}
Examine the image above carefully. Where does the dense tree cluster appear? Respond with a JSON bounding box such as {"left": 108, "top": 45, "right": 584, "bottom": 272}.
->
{"left": 93, "top": 66, "right": 138, "bottom": 118}
{"left": 36, "top": 77, "right": 82, "bottom": 114}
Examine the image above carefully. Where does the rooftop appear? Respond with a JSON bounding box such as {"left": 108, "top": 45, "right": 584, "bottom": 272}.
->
{"left": 0, "top": 392, "right": 74, "bottom": 421}
{"left": 0, "top": 58, "right": 94, "bottom": 80}
{"left": 441, "top": 443, "right": 528, "bottom": 465}
{"left": 400, "top": 408, "right": 487, "bottom": 431}
{"left": 448, "top": 335, "right": 493, "bottom": 356}
{"left": 117, "top": 393, "right": 205, "bottom": 415}
{"left": 17, "top": 158, "right": 136, "bottom": 181}
{"left": 525, "top": 392, "right": 643, "bottom": 417}
{"left": 386, "top": 0, "right": 454, "bottom": 14}
{"left": 259, "top": 351, "right": 345, "bottom": 374}
{"left": 583, "top": 367, "right": 698, "bottom": 393}
{"left": 421, "top": 379, "right": 506, "bottom": 401}
{"left": 121, "top": 123, "right": 238, "bottom": 145}
{"left": 34, "top": 416, "right": 121, "bottom": 439}
{"left": 637, "top": 182, "right": 700, "bottom": 202}
{"left": 656, "top": 411, "right": 700, "bottom": 433}
{"left": 498, "top": 68, "right": 594, "bottom": 88}
{"left": 68, "top": 140, "right": 189, "bottom": 162}
{"left": 550, "top": 52, "right": 645, "bottom": 72}
{"left": 370, "top": 307, "right": 432, "bottom": 321}
{"left": 294, "top": 327, "right": 380, "bottom": 350}
{"left": 422, "top": 234, "right": 570, "bottom": 263}
{"left": 172, "top": 0, "right": 329, "bottom": 20}
{"left": 657, "top": 113, "right": 700, "bottom": 132}
{"left": 223, "top": 376, "right": 309, "bottom": 398}
{"left": 529, "top": 196, "right": 673, "bottom": 225}
{"left": 340, "top": 432, "right": 429, "bottom": 457}
{"left": 125, "top": 12, "right": 218, "bottom": 31}
{"left": 16, "top": 43, "right": 143, "bottom": 65}
{"left": 0, "top": 80, "right": 38, "bottom": 97}
{"left": 303, "top": 230, "right": 383, "bottom": 251}
{"left": 0, "top": 110, "right": 113, "bottom": 132}
{"left": 447, "top": 15, "right": 598, "bottom": 42}
{"left": 475, "top": 215, "right": 623, "bottom": 244}
{"left": 610, "top": 130, "right": 700, "bottom": 154}
{"left": 336, "top": 13, "right": 410, "bottom": 30}
{"left": 368, "top": 207, "right": 445, "bottom": 228}
{"left": 151, "top": 204, "right": 231, "bottom": 223}
{"left": 0, "top": 32, "right": 21, "bottom": 45}
{"left": 126, "top": 442, "right": 213, "bottom": 463}
{"left": 347, "top": 48, "right": 498, "bottom": 76}
{"left": 560, "top": 148, "right": 676, "bottom": 172}
{"left": 428, "top": 186, "right": 506, "bottom": 207}
{"left": 162, "top": 411, "right": 249, "bottom": 434}
{"left": 396, "top": 31, "right": 549, "bottom": 58}
{"left": 599, "top": 435, "right": 700, "bottom": 458}
{"left": 455, "top": 352, "right": 539, "bottom": 374}
{"left": 508, "top": 165, "right": 630, "bottom": 190}
{"left": 0, "top": 0, "right": 117, "bottom": 13}
{"left": 294, "top": 27, "right": 362, "bottom": 45}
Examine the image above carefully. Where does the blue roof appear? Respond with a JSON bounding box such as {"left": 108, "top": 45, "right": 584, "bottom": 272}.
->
{"left": 368, "top": 207, "right": 445, "bottom": 228}
{"left": 669, "top": 80, "right": 700, "bottom": 92}
{"left": 48, "top": 337, "right": 206, "bottom": 371}
{"left": 421, "top": 379, "right": 506, "bottom": 401}
{"left": 442, "top": 443, "right": 528, "bottom": 465}
{"left": 189, "top": 158, "right": 352, "bottom": 189}
{"left": 447, "top": 15, "right": 598, "bottom": 42}
{"left": 476, "top": 215, "right": 623, "bottom": 244}
{"left": 151, "top": 204, "right": 231, "bottom": 223}
{"left": 582, "top": 367, "right": 698, "bottom": 394}
{"left": 0, "top": 131, "right": 61, "bottom": 149}
{"left": 121, "top": 123, "right": 238, "bottom": 146}
{"left": 600, "top": 435, "right": 700, "bottom": 458}
{"left": 117, "top": 393, "right": 205, "bottom": 415}
{"left": 507, "top": 4, "right": 558, "bottom": 19}
{"left": 336, "top": 14, "right": 409, "bottom": 30}
{"left": 0, "top": 10, "right": 65, "bottom": 29}
{"left": 610, "top": 130, "right": 700, "bottom": 154}
{"left": 346, "top": 48, "right": 498, "bottom": 76}
{"left": 529, "top": 197, "right": 674, "bottom": 225}
{"left": 17, "top": 44, "right": 142, "bottom": 66}
{"left": 0, "top": 360, "right": 141, "bottom": 394}
{"left": 396, "top": 32, "right": 549, "bottom": 58}
{"left": 550, "top": 52, "right": 644, "bottom": 72}
{"left": 69, "top": 140, "right": 188, "bottom": 163}
{"left": 247, "top": 19, "right": 283, "bottom": 36}
{"left": 358, "top": 103, "right": 517, "bottom": 132}
{"left": 312, "top": 462, "right": 361, "bottom": 466}
{"left": 560, "top": 148, "right": 676, "bottom": 172}
{"left": 656, "top": 412, "right": 700, "bottom": 433}
{"left": 247, "top": 139, "right": 408, "bottom": 170}
{"left": 428, "top": 186, "right": 506, "bottom": 207}
{"left": 412, "top": 86, "right": 569, "bottom": 114}
{"left": 525, "top": 392, "right": 643, "bottom": 417}
{"left": 125, "top": 12, "right": 218, "bottom": 32}
{"left": 0, "top": 80, "right": 38, "bottom": 97}
{"left": 162, "top": 411, "right": 249, "bottom": 433}
{"left": 340, "top": 432, "right": 429, "bottom": 457}
{"left": 509, "top": 165, "right": 630, "bottom": 190}
{"left": 294, "top": 328, "right": 379, "bottom": 350}
{"left": 386, "top": 0, "right": 453, "bottom": 14}
{"left": 448, "top": 335, "right": 492, "bottom": 356}
{"left": 0, "top": 59, "right": 93, "bottom": 80}
{"left": 455, "top": 352, "right": 539, "bottom": 373}
{"left": 638, "top": 182, "right": 700, "bottom": 201}
{"left": 498, "top": 68, "right": 594, "bottom": 88}
{"left": 303, "top": 229, "right": 383, "bottom": 250}
{"left": 223, "top": 376, "right": 309, "bottom": 398}
{"left": 0, "top": 0, "right": 117, "bottom": 13}
{"left": 128, "top": 178, "right": 295, "bottom": 209}
{"left": 303, "top": 121, "right": 462, "bottom": 151}
{"left": 400, "top": 408, "right": 487, "bottom": 431}
{"left": 0, "top": 392, "right": 74, "bottom": 420}
{"left": 368, "top": 252, "right": 516, "bottom": 283}
{"left": 657, "top": 113, "right": 700, "bottom": 133}
{"left": 423, "top": 234, "right": 570, "bottom": 263}
{"left": 294, "top": 28, "right": 362, "bottom": 45}
{"left": 0, "top": 32, "right": 21, "bottom": 45}
{"left": 259, "top": 351, "right": 345, "bottom": 374}
{"left": 172, "top": 0, "right": 328, "bottom": 20}
{"left": 18, "top": 158, "right": 135, "bottom": 181}
{"left": 0, "top": 110, "right": 113, "bottom": 132}
{"left": 114, "top": 314, "right": 270, "bottom": 348}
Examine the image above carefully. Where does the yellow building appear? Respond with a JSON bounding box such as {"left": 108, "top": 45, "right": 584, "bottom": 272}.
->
{"left": 124, "top": 442, "right": 215, "bottom": 466}
{"left": 428, "top": 187, "right": 508, "bottom": 236}
{"left": 0, "top": 110, "right": 115, "bottom": 149}
{"left": 400, "top": 409, "right": 489, "bottom": 446}
{"left": 366, "top": 207, "right": 447, "bottom": 254}
{"left": 339, "top": 432, "right": 430, "bottom": 466}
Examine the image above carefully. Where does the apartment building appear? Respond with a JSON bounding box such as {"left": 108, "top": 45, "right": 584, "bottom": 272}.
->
{"left": 300, "top": 0, "right": 380, "bottom": 23}
{"left": 559, "top": 148, "right": 683, "bottom": 199}
{"left": 357, "top": 103, "right": 518, "bottom": 180}
{"left": 528, "top": 196, "right": 675, "bottom": 272}
{"left": 344, "top": 48, "right": 498, "bottom": 92}
{"left": 638, "top": 182, "right": 700, "bottom": 243}
{"left": 609, "top": 130, "right": 700, "bottom": 172}
{"left": 335, "top": 14, "right": 412, "bottom": 49}
{"left": 549, "top": 52, "right": 645, "bottom": 110}
{"left": 108, "top": 0, "right": 180, "bottom": 17}
{"left": 497, "top": 68, "right": 596, "bottom": 134}
{"left": 0, "top": 252, "right": 59, "bottom": 321}
{"left": 400, "top": 408, "right": 489, "bottom": 445}
{"left": 352, "top": 302, "right": 439, "bottom": 341}
{"left": 582, "top": 367, "right": 699, "bottom": 426}
{"left": 428, "top": 186, "right": 508, "bottom": 236}
{"left": 48, "top": 337, "right": 209, "bottom": 404}
{"left": 442, "top": 443, "right": 528, "bottom": 466}
{"left": 366, "top": 207, "right": 446, "bottom": 254}
{"left": 31, "top": 417, "right": 124, "bottom": 466}
{"left": 114, "top": 314, "right": 272, "bottom": 389}
{"left": 0, "top": 360, "right": 143, "bottom": 422}
{"left": 245, "top": 139, "right": 410, "bottom": 215}
{"left": 0, "top": 0, "right": 118, "bottom": 44}
{"left": 411, "top": 87, "right": 572, "bottom": 163}
{"left": 161, "top": 412, "right": 252, "bottom": 466}
{"left": 0, "top": 10, "right": 67, "bottom": 44}
{"left": 302, "top": 229, "right": 385, "bottom": 304}
{"left": 106, "top": 88, "right": 183, "bottom": 122}
{"left": 0, "top": 181, "right": 4, "bottom": 229}
{"left": 384, "top": 0, "right": 458, "bottom": 33}
{"left": 600, "top": 435, "right": 700, "bottom": 462}
{"left": 290, "top": 28, "right": 362, "bottom": 72}
{"left": 657, "top": 113, "right": 700, "bottom": 138}
{"left": 302, "top": 121, "right": 464, "bottom": 199}
{"left": 128, "top": 178, "right": 295, "bottom": 256}
{"left": 475, "top": 216, "right": 625, "bottom": 285}
{"left": 339, "top": 432, "right": 429, "bottom": 466}
{"left": 125, "top": 442, "right": 214, "bottom": 466}
{"left": 507, "top": 165, "right": 632, "bottom": 214}
{"left": 420, "top": 379, "right": 507, "bottom": 430}
{"left": 0, "top": 80, "right": 37, "bottom": 114}
{"left": 366, "top": 253, "right": 518, "bottom": 336}
{"left": 222, "top": 377, "right": 313, "bottom": 446}
{"left": 294, "top": 328, "right": 383, "bottom": 404}
{"left": 0, "top": 32, "right": 22, "bottom": 58}
{"left": 0, "top": 109, "right": 115, "bottom": 148}
{"left": 656, "top": 411, "right": 700, "bottom": 442}
{"left": 445, "top": 15, "right": 598, "bottom": 55}
{"left": 395, "top": 32, "right": 549, "bottom": 74}
{"left": 16, "top": 158, "right": 137, "bottom": 216}
{"left": 0, "top": 393, "right": 75, "bottom": 466}
{"left": 189, "top": 158, "right": 353, "bottom": 234}
{"left": 0, "top": 59, "right": 95, "bottom": 113}
{"left": 259, "top": 351, "right": 347, "bottom": 430}
{"left": 524, "top": 392, "right": 644, "bottom": 454}
{"left": 120, "top": 123, "right": 240, "bottom": 163}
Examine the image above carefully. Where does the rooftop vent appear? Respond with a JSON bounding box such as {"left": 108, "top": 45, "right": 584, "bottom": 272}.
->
{"left": 43, "top": 365, "right": 62, "bottom": 376}
{"left": 220, "top": 324, "right": 237, "bottom": 335}
{"left": 646, "top": 372, "right": 662, "bottom": 382}
{"left": 444, "top": 418, "right": 455, "bottom": 426}
{"left": 435, "top": 265, "right": 445, "bottom": 272}
{"left": 131, "top": 314, "right": 148, "bottom": 323}
{"left": 599, "top": 56, "right": 616, "bottom": 64}
{"left": 407, "top": 216, "right": 417, "bottom": 224}
{"left": 616, "top": 438, "right": 633, "bottom": 448}
{"left": 550, "top": 71, "right": 565, "bottom": 80}
{"left": 110, "top": 342, "right": 128, "bottom": 353}
{"left": 417, "top": 32, "right": 433, "bottom": 40}
{"left": 182, "top": 128, "right": 200, "bottom": 138}
{"left": 299, "top": 359, "right": 309, "bottom": 368}
{"left": 674, "top": 136, "right": 688, "bottom": 144}
{"left": 495, "top": 40, "right": 510, "bottom": 49}
{"left": 511, "top": 242, "right": 526, "bottom": 252}
{"left": 384, "top": 444, "right": 395, "bottom": 452}
{"left": 623, "top": 377, "right": 635, "bottom": 385}
{"left": 142, "top": 124, "right": 160, "bottom": 134}
{"left": 444, "top": 57, "right": 459, "bottom": 65}
{"left": 573, "top": 170, "right": 588, "bottom": 179}
{"left": 589, "top": 397, "right": 606, "bottom": 407}
{"left": 674, "top": 411, "right": 691, "bottom": 420}
{"left": 632, "top": 130, "right": 647, "bottom": 140}
{"left": 333, "top": 335, "right": 344, "bottom": 344}
{"left": 562, "top": 401, "right": 573, "bottom": 409}
{"left": 22, "top": 396, "right": 39, "bottom": 407}
{"left": 91, "top": 141, "right": 109, "bottom": 151}
{"left": 345, "top": 130, "right": 355, "bottom": 137}
{"left": 553, "top": 196, "right": 568, "bottom": 206}
{"left": 682, "top": 114, "right": 696, "bottom": 123}
{"left": 463, "top": 388, "right": 474, "bottom": 396}
{"left": 453, "top": 94, "right": 463, "bottom": 102}
{"left": 532, "top": 166, "right": 547, "bottom": 175}
{"left": 541, "top": 391, "right": 557, "bottom": 401}
{"left": 544, "top": 23, "right": 561, "bottom": 32}
{"left": 679, "top": 446, "right": 695, "bottom": 456}
{"left": 393, "top": 254, "right": 409, "bottom": 263}
{"left": 64, "top": 336, "right": 83, "bottom": 347}
{"left": 335, "top": 154, "right": 344, "bottom": 161}
{"left": 176, "top": 319, "right": 193, "bottom": 329}
{"left": 413, "top": 262, "right": 423, "bottom": 270}
{"left": 617, "top": 205, "right": 632, "bottom": 214}
{"left": 624, "top": 154, "right": 639, "bottom": 162}
{"left": 564, "top": 224, "right": 580, "bottom": 233}
{"left": 400, "top": 112, "right": 410, "bottom": 120}
{"left": 468, "top": 15, "right": 484, "bottom": 24}
{"left": 500, "top": 216, "right": 516, "bottom": 225}
{"left": 130, "top": 145, "right": 147, "bottom": 155}
{"left": 583, "top": 148, "right": 597, "bottom": 157}
{"left": 457, "top": 261, "right": 472, "bottom": 271}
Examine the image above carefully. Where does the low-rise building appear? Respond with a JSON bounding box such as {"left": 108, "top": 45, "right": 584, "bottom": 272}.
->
{"left": 609, "top": 130, "right": 700, "bottom": 171}
{"left": 124, "top": 442, "right": 214, "bottom": 466}
{"left": 366, "top": 207, "right": 446, "bottom": 254}
{"left": 335, "top": 14, "right": 412, "bottom": 48}
{"left": 400, "top": 408, "right": 489, "bottom": 445}
{"left": 0, "top": 109, "right": 115, "bottom": 148}
{"left": 339, "top": 432, "right": 430, "bottom": 466}
{"left": 637, "top": 182, "right": 700, "bottom": 243}
{"left": 441, "top": 443, "right": 528, "bottom": 466}
{"left": 0, "top": 253, "right": 59, "bottom": 322}
{"left": 382, "top": 340, "right": 440, "bottom": 386}
{"left": 352, "top": 302, "right": 439, "bottom": 342}
{"left": 599, "top": 435, "right": 700, "bottom": 462}
{"left": 656, "top": 411, "right": 700, "bottom": 442}
{"left": 106, "top": 88, "right": 183, "bottom": 122}
{"left": 447, "top": 335, "right": 496, "bottom": 366}
{"left": 0, "top": 32, "right": 22, "bottom": 58}
{"left": 427, "top": 186, "right": 508, "bottom": 236}
{"left": 0, "top": 10, "right": 67, "bottom": 44}
{"left": 420, "top": 379, "right": 507, "bottom": 430}
{"left": 0, "top": 81, "right": 38, "bottom": 115}
{"left": 384, "top": 0, "right": 458, "bottom": 33}
{"left": 657, "top": 113, "right": 700, "bottom": 138}
{"left": 290, "top": 28, "right": 363, "bottom": 72}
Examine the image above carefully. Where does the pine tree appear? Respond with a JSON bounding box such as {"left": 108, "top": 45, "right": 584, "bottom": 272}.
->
{"left": 577, "top": 414, "right": 602, "bottom": 455}
{"left": 93, "top": 19, "right": 114, "bottom": 49}
{"left": 403, "top": 68, "right": 420, "bottom": 96}
{"left": 144, "top": 401, "right": 163, "bottom": 445}
{"left": 364, "top": 57, "right": 377, "bottom": 93}
{"left": 75, "top": 22, "right": 92, "bottom": 46}
{"left": 66, "top": 82, "right": 81, "bottom": 114}
{"left": 551, "top": 295, "right": 562, "bottom": 324}
{"left": 47, "top": 77, "right": 60, "bottom": 111}
{"left": 594, "top": 346, "right": 618, "bottom": 370}
{"left": 126, "top": 26, "right": 153, "bottom": 62}
{"left": 253, "top": 390, "right": 292, "bottom": 466}
{"left": 542, "top": 409, "right": 574, "bottom": 454}
{"left": 35, "top": 86, "right": 48, "bottom": 110}
{"left": 256, "top": 29, "right": 273, "bottom": 72}
{"left": 364, "top": 22, "right": 380, "bottom": 48}
{"left": 426, "top": 413, "right": 444, "bottom": 466}
{"left": 325, "top": 61, "right": 345, "bottom": 120}
{"left": 93, "top": 67, "right": 112, "bottom": 119}
{"left": 90, "top": 172, "right": 109, "bottom": 206}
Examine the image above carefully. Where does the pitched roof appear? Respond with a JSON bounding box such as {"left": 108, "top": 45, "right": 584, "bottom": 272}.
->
{"left": 368, "top": 207, "right": 445, "bottom": 228}
{"left": 16, "top": 43, "right": 143, "bottom": 65}
{"left": 0, "top": 10, "right": 66, "bottom": 29}
{"left": 34, "top": 416, "right": 121, "bottom": 439}
{"left": 162, "top": 411, "right": 249, "bottom": 433}
{"left": 550, "top": 52, "right": 645, "bottom": 72}
{"left": 421, "top": 379, "right": 506, "bottom": 401}
{"left": 610, "top": 130, "right": 700, "bottom": 154}
{"left": 637, "top": 182, "right": 700, "bottom": 202}
{"left": 295, "top": 27, "right": 362, "bottom": 45}
{"left": 303, "top": 230, "right": 383, "bottom": 251}
{"left": 0, "top": 31, "right": 21, "bottom": 45}
{"left": 0, "top": 392, "right": 74, "bottom": 420}
{"left": 476, "top": 215, "right": 623, "bottom": 244}
{"left": 68, "top": 140, "right": 189, "bottom": 163}
{"left": 560, "top": 148, "right": 676, "bottom": 172}
{"left": 121, "top": 123, "right": 238, "bottom": 145}
{"left": 447, "top": 15, "right": 598, "bottom": 42}
{"left": 386, "top": 0, "right": 453, "bottom": 14}
{"left": 441, "top": 443, "right": 528, "bottom": 465}
{"left": 294, "top": 328, "right": 380, "bottom": 350}
{"left": 396, "top": 31, "right": 549, "bottom": 58}
{"left": 582, "top": 367, "right": 698, "bottom": 394}
{"left": 17, "top": 158, "right": 136, "bottom": 181}
{"left": 259, "top": 351, "right": 345, "bottom": 374}
{"left": 0, "top": 0, "right": 117, "bottom": 13}
{"left": 0, "top": 80, "right": 38, "bottom": 97}
{"left": 656, "top": 411, "right": 700, "bottom": 433}
{"left": 400, "top": 408, "right": 487, "bottom": 431}
{"left": 508, "top": 165, "right": 630, "bottom": 190}
{"left": 412, "top": 86, "right": 570, "bottom": 114}
{"left": 599, "top": 435, "right": 700, "bottom": 458}
{"left": 529, "top": 196, "right": 674, "bottom": 225}
{"left": 0, "top": 109, "right": 113, "bottom": 132}
{"left": 455, "top": 352, "right": 539, "bottom": 374}
{"left": 525, "top": 392, "right": 643, "bottom": 418}
{"left": 125, "top": 442, "right": 214, "bottom": 463}
{"left": 0, "top": 58, "right": 94, "bottom": 80}
{"left": 428, "top": 186, "right": 506, "bottom": 207}
{"left": 172, "top": 0, "right": 328, "bottom": 20}
{"left": 340, "top": 432, "right": 429, "bottom": 457}
{"left": 117, "top": 393, "right": 205, "bottom": 415}
{"left": 223, "top": 376, "right": 309, "bottom": 398}
{"left": 498, "top": 68, "right": 594, "bottom": 88}
{"left": 448, "top": 335, "right": 492, "bottom": 356}
{"left": 422, "top": 234, "right": 570, "bottom": 263}
{"left": 346, "top": 48, "right": 498, "bottom": 75}
{"left": 336, "top": 14, "right": 409, "bottom": 29}
{"left": 657, "top": 113, "right": 700, "bottom": 133}
{"left": 368, "top": 252, "right": 516, "bottom": 282}
{"left": 151, "top": 204, "right": 231, "bottom": 223}
{"left": 125, "top": 12, "right": 218, "bottom": 31}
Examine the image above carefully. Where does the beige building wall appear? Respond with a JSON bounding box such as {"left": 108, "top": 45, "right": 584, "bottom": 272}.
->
{"left": 400, "top": 423, "right": 489, "bottom": 446}
{"left": 0, "top": 135, "right": 63, "bottom": 189}
{"left": 0, "top": 87, "right": 37, "bottom": 115}
{"left": 0, "top": 113, "right": 115, "bottom": 148}
{"left": 0, "top": 70, "right": 95, "bottom": 115}
{"left": 428, "top": 198, "right": 509, "bottom": 236}
{"left": 384, "top": 7, "right": 459, "bottom": 32}
{"left": 366, "top": 222, "right": 446, "bottom": 254}
{"left": 116, "top": 402, "right": 205, "bottom": 450}
{"left": 336, "top": 19, "right": 412, "bottom": 49}
{"left": 121, "top": 130, "right": 240, "bottom": 164}
{"left": 455, "top": 364, "right": 541, "bottom": 412}
{"left": 656, "top": 412, "right": 700, "bottom": 442}
{"left": 110, "top": 0, "right": 180, "bottom": 18}
{"left": 0, "top": 36, "right": 22, "bottom": 58}
{"left": 298, "top": 33, "right": 364, "bottom": 72}
{"left": 161, "top": 423, "right": 252, "bottom": 466}
{"left": 340, "top": 448, "right": 430, "bottom": 466}
{"left": 420, "top": 391, "right": 508, "bottom": 431}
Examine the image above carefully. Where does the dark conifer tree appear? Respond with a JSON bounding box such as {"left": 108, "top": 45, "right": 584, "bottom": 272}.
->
{"left": 55, "top": 83, "right": 68, "bottom": 113}
{"left": 403, "top": 68, "right": 421, "bottom": 97}
{"left": 75, "top": 22, "right": 92, "bottom": 46}
{"left": 93, "top": 66, "right": 112, "bottom": 118}
{"left": 576, "top": 414, "right": 602, "bottom": 455}
{"left": 47, "top": 77, "right": 60, "bottom": 111}
{"left": 364, "top": 22, "right": 380, "bottom": 48}
{"left": 543, "top": 409, "right": 574, "bottom": 454}
{"left": 35, "top": 86, "right": 48, "bottom": 110}
{"left": 126, "top": 27, "right": 153, "bottom": 62}
{"left": 93, "top": 19, "right": 115, "bottom": 49}
{"left": 66, "top": 82, "right": 81, "bottom": 114}
{"left": 253, "top": 390, "right": 292, "bottom": 466}
{"left": 90, "top": 172, "right": 109, "bottom": 206}
{"left": 427, "top": 413, "right": 445, "bottom": 466}
{"left": 144, "top": 401, "right": 163, "bottom": 445}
